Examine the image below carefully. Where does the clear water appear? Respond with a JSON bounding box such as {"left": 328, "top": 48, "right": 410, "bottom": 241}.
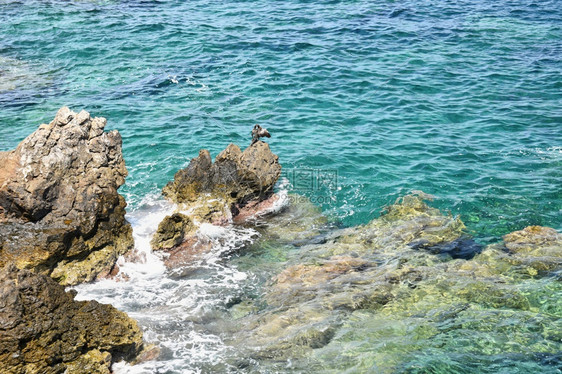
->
{"left": 1, "top": 1, "right": 561, "bottom": 373}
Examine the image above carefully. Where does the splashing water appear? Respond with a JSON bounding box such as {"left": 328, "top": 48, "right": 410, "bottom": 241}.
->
{"left": 73, "top": 194, "right": 261, "bottom": 373}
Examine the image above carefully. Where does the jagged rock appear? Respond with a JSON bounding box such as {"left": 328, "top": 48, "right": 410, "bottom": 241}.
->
{"left": 0, "top": 264, "right": 143, "bottom": 374}
{"left": 150, "top": 213, "right": 194, "bottom": 251}
{"left": 152, "top": 141, "right": 281, "bottom": 256}
{"left": 0, "top": 107, "right": 133, "bottom": 285}
{"left": 162, "top": 141, "right": 281, "bottom": 212}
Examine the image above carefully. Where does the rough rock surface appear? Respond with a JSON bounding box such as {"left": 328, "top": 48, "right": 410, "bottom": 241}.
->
{"left": 150, "top": 213, "right": 194, "bottom": 251}
{"left": 0, "top": 107, "right": 134, "bottom": 285}
{"left": 152, "top": 141, "right": 281, "bottom": 255}
{"left": 0, "top": 264, "right": 143, "bottom": 374}
{"left": 162, "top": 141, "right": 281, "bottom": 213}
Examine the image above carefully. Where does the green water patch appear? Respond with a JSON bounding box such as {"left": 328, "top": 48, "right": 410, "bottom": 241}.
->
{"left": 222, "top": 193, "right": 562, "bottom": 373}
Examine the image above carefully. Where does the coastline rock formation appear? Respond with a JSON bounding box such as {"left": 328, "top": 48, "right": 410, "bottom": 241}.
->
{"left": 227, "top": 194, "right": 562, "bottom": 368}
{"left": 163, "top": 142, "right": 280, "bottom": 216}
{"left": 152, "top": 141, "right": 281, "bottom": 260}
{"left": 0, "top": 107, "right": 133, "bottom": 285}
{"left": 0, "top": 264, "right": 143, "bottom": 374}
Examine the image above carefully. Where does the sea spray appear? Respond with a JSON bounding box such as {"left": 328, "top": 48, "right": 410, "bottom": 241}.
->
{"left": 73, "top": 194, "right": 261, "bottom": 373}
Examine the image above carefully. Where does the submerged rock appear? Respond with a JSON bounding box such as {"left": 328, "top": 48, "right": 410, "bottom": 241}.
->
{"left": 486, "top": 225, "right": 562, "bottom": 273}
{"left": 0, "top": 264, "right": 143, "bottom": 374}
{"left": 503, "top": 225, "right": 562, "bottom": 265}
{"left": 227, "top": 193, "right": 465, "bottom": 359}
{"left": 225, "top": 195, "right": 562, "bottom": 371}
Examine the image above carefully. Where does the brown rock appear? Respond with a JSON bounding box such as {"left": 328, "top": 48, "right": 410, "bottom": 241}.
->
{"left": 150, "top": 213, "right": 194, "bottom": 251}
{"left": 162, "top": 141, "right": 281, "bottom": 209}
{"left": 0, "top": 264, "right": 143, "bottom": 374}
{"left": 152, "top": 141, "right": 281, "bottom": 258}
{"left": 0, "top": 107, "right": 134, "bottom": 285}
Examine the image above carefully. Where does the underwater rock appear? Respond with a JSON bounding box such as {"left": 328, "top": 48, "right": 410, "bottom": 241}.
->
{"left": 0, "top": 264, "right": 143, "bottom": 374}
{"left": 503, "top": 225, "right": 561, "bottom": 254}
{"left": 257, "top": 194, "right": 330, "bottom": 244}
{"left": 224, "top": 194, "right": 562, "bottom": 372}
{"left": 501, "top": 225, "right": 562, "bottom": 272}
{"left": 0, "top": 107, "right": 133, "bottom": 285}
{"left": 267, "top": 255, "right": 391, "bottom": 309}
{"left": 228, "top": 193, "right": 473, "bottom": 361}
{"left": 318, "top": 192, "right": 468, "bottom": 259}
{"left": 463, "top": 226, "right": 562, "bottom": 278}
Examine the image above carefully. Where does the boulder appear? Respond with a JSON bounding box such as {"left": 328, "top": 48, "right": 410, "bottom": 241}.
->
{"left": 162, "top": 141, "right": 281, "bottom": 212}
{"left": 0, "top": 264, "right": 143, "bottom": 374}
{"left": 0, "top": 107, "right": 134, "bottom": 285}
{"left": 152, "top": 141, "right": 281, "bottom": 255}
{"left": 150, "top": 213, "right": 194, "bottom": 251}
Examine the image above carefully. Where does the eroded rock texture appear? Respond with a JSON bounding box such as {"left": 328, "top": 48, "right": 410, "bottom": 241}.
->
{"left": 152, "top": 141, "right": 281, "bottom": 261}
{"left": 0, "top": 264, "right": 143, "bottom": 374}
{"left": 163, "top": 142, "right": 281, "bottom": 208}
{"left": 0, "top": 107, "right": 133, "bottom": 285}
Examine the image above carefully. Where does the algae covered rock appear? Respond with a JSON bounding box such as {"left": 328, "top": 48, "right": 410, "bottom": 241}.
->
{"left": 0, "top": 107, "right": 133, "bottom": 285}
{"left": 489, "top": 225, "right": 562, "bottom": 273}
{"left": 227, "top": 192, "right": 473, "bottom": 361}
{"left": 503, "top": 225, "right": 562, "bottom": 269}
{"left": 0, "top": 264, "right": 143, "bottom": 374}
{"left": 150, "top": 213, "right": 194, "bottom": 251}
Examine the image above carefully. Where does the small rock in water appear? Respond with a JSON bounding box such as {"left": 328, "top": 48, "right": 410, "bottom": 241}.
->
{"left": 152, "top": 139, "right": 282, "bottom": 264}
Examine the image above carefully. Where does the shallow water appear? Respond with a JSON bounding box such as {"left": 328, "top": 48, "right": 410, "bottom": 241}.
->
{"left": 1, "top": 0, "right": 561, "bottom": 373}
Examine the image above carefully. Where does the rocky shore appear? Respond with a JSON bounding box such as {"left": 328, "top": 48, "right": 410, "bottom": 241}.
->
{"left": 151, "top": 140, "right": 282, "bottom": 267}
{"left": 0, "top": 107, "right": 133, "bottom": 286}
{"left": 0, "top": 264, "right": 143, "bottom": 374}
{"left": 1, "top": 108, "right": 560, "bottom": 373}
{"left": 0, "top": 108, "right": 141, "bottom": 373}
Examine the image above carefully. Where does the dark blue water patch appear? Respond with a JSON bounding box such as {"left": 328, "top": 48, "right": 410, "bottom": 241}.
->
{"left": 408, "top": 237, "right": 484, "bottom": 260}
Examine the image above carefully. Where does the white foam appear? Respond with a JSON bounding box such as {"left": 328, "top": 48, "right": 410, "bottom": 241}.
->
{"left": 71, "top": 193, "right": 260, "bottom": 373}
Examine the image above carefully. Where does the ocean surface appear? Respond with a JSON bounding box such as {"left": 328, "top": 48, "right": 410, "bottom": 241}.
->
{"left": 1, "top": 0, "right": 561, "bottom": 373}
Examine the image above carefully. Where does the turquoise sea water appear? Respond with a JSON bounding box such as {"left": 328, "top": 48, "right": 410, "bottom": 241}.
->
{"left": 1, "top": 1, "right": 562, "bottom": 373}
{"left": 1, "top": 0, "right": 560, "bottom": 241}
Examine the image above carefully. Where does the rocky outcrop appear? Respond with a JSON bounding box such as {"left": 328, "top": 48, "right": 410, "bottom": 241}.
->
{"left": 152, "top": 141, "right": 281, "bottom": 258}
{"left": 0, "top": 107, "right": 133, "bottom": 285}
{"left": 0, "top": 264, "right": 143, "bottom": 374}
{"left": 163, "top": 142, "right": 281, "bottom": 209}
